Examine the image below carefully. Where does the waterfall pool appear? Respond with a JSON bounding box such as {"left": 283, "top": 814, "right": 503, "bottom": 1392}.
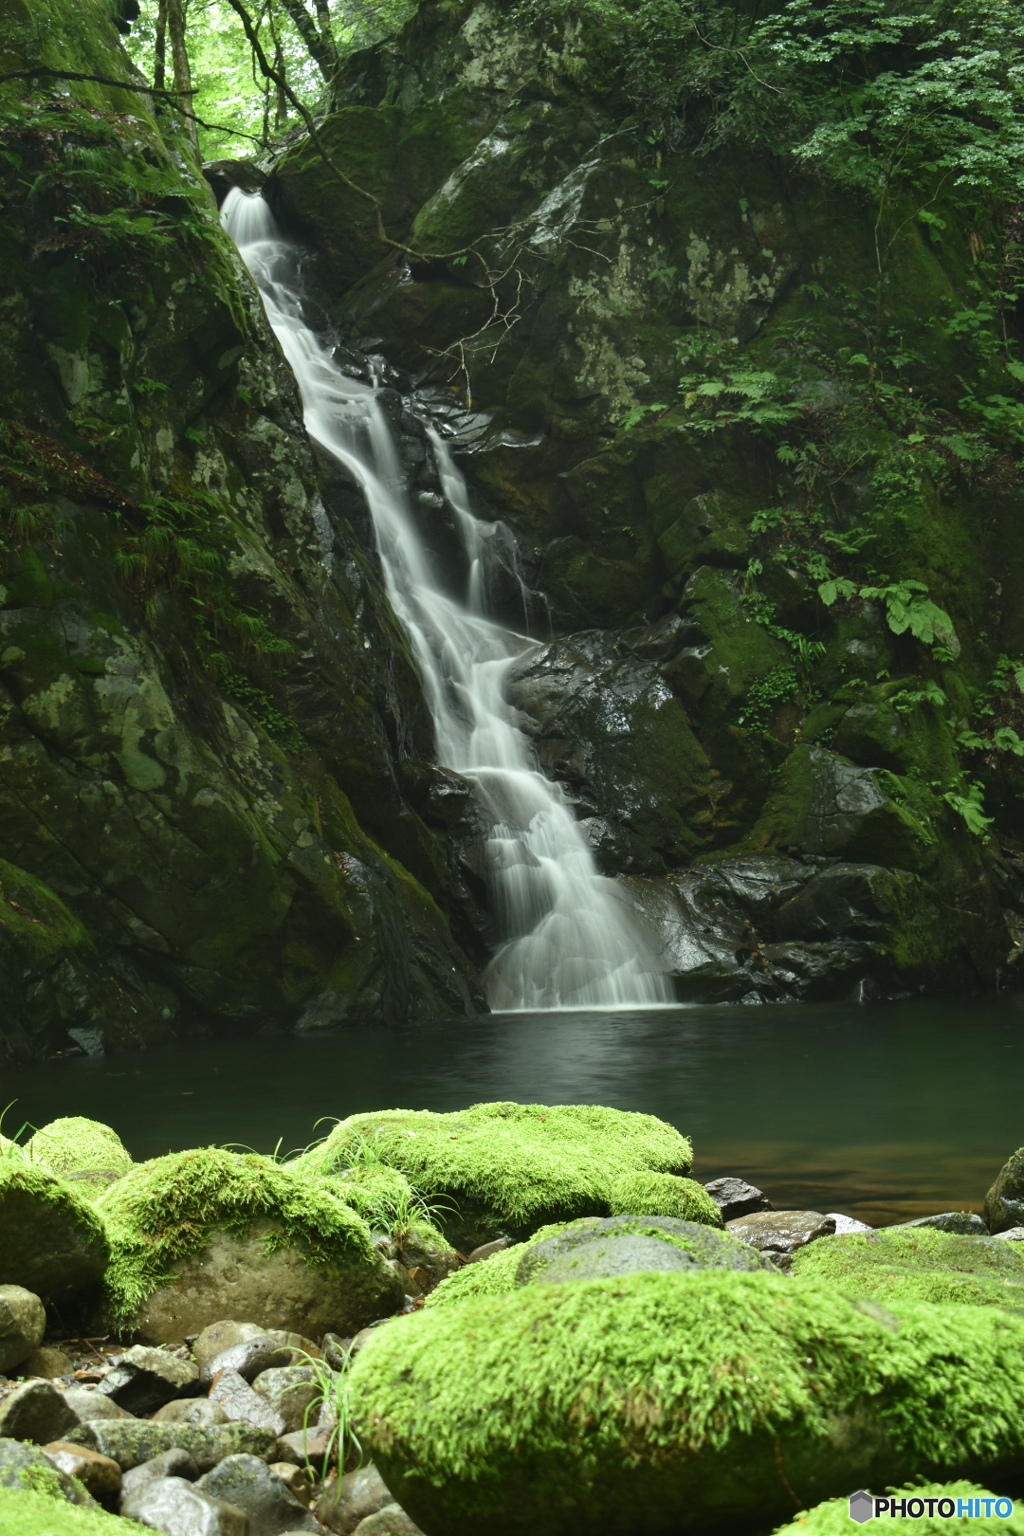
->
{"left": 6, "top": 992, "right": 1021, "bottom": 1225}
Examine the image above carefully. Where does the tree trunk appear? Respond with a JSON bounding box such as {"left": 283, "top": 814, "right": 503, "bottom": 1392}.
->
{"left": 166, "top": 0, "right": 197, "bottom": 149}
{"left": 278, "top": 0, "right": 338, "bottom": 93}
{"left": 153, "top": 0, "right": 167, "bottom": 91}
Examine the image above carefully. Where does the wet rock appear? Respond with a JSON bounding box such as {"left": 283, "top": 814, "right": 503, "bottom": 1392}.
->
{"left": 198, "top": 1452, "right": 319, "bottom": 1534}
{"left": 995, "top": 1227, "right": 1024, "bottom": 1242}
{"left": 152, "top": 1398, "right": 230, "bottom": 1426}
{"left": 0, "top": 1434, "right": 96, "bottom": 1504}
{"left": 275, "top": 1427, "right": 334, "bottom": 1466}
{"left": 0, "top": 1378, "right": 79, "bottom": 1442}
{"left": 321, "top": 1334, "right": 352, "bottom": 1371}
{"left": 97, "top": 1344, "right": 200, "bottom": 1415}
{"left": 316, "top": 1463, "right": 393, "bottom": 1536}
{"left": 251, "top": 1367, "right": 321, "bottom": 1435}
{"left": 703, "top": 1178, "right": 774, "bottom": 1221}
{"left": 726, "top": 1209, "right": 836, "bottom": 1268}
{"left": 268, "top": 1461, "right": 314, "bottom": 1508}
{"left": 194, "top": 1322, "right": 270, "bottom": 1377}
{"left": 465, "top": 1239, "right": 508, "bottom": 1264}
{"left": 517, "top": 1215, "right": 773, "bottom": 1286}
{"left": 66, "top": 1419, "right": 278, "bottom": 1471}
{"left": 20, "top": 1345, "right": 74, "bottom": 1379}
{"left": 63, "top": 1387, "right": 137, "bottom": 1423}
{"left": 0, "top": 1285, "right": 45, "bottom": 1372}
{"left": 43, "top": 1439, "right": 122, "bottom": 1499}
{"left": 0, "top": 1162, "right": 109, "bottom": 1305}
{"left": 828, "top": 1214, "right": 874, "bottom": 1235}
{"left": 210, "top": 1370, "right": 288, "bottom": 1436}
{"left": 201, "top": 1337, "right": 295, "bottom": 1387}
{"left": 124, "top": 1475, "right": 250, "bottom": 1535}
{"left": 120, "top": 1447, "right": 200, "bottom": 1508}
{"left": 984, "top": 1148, "right": 1024, "bottom": 1234}
{"left": 353, "top": 1507, "right": 424, "bottom": 1536}
{"left": 893, "top": 1212, "right": 988, "bottom": 1237}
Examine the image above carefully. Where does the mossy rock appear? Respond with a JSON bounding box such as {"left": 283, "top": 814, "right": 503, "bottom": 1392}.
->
{"left": 0, "top": 1437, "right": 98, "bottom": 1510}
{"left": 24, "top": 1118, "right": 132, "bottom": 1201}
{"left": 96, "top": 1148, "right": 403, "bottom": 1341}
{"left": 832, "top": 681, "right": 960, "bottom": 783}
{"left": 774, "top": 1484, "right": 1024, "bottom": 1536}
{"left": 791, "top": 1228, "right": 1024, "bottom": 1313}
{"left": 326, "top": 1163, "right": 460, "bottom": 1283}
{"left": 0, "top": 1486, "right": 142, "bottom": 1533}
{"left": 349, "top": 1271, "right": 1024, "bottom": 1536}
{"left": 984, "top": 1148, "right": 1024, "bottom": 1234}
{"left": 293, "top": 1102, "right": 693, "bottom": 1250}
{"left": 607, "top": 1173, "right": 723, "bottom": 1226}
{"left": 0, "top": 1161, "right": 109, "bottom": 1307}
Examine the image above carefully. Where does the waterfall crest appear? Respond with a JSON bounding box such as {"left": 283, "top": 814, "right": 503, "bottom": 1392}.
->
{"left": 222, "top": 188, "right": 672, "bottom": 1010}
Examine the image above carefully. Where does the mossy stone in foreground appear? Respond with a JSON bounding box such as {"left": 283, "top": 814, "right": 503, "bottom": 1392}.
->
{"left": 0, "top": 1486, "right": 143, "bottom": 1533}
{"left": 791, "top": 1227, "right": 1024, "bottom": 1312}
{"left": 97, "top": 1148, "right": 402, "bottom": 1340}
{"left": 349, "top": 1270, "right": 1024, "bottom": 1536}
{"left": 294, "top": 1102, "right": 692, "bottom": 1248}
{"left": 774, "top": 1483, "right": 1024, "bottom": 1536}
{"left": 0, "top": 1162, "right": 109, "bottom": 1305}
{"left": 516, "top": 1216, "right": 769, "bottom": 1286}
{"left": 24, "top": 1118, "right": 133, "bottom": 1200}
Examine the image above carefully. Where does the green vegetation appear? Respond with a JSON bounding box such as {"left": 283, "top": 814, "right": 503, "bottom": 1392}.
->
{"left": 606, "top": 1172, "right": 723, "bottom": 1225}
{"left": 24, "top": 1117, "right": 133, "bottom": 1200}
{"left": 792, "top": 1228, "right": 1024, "bottom": 1312}
{"left": 0, "top": 1487, "right": 144, "bottom": 1532}
{"left": 774, "top": 1485, "right": 1024, "bottom": 1536}
{"left": 96, "top": 1148, "right": 381, "bottom": 1324}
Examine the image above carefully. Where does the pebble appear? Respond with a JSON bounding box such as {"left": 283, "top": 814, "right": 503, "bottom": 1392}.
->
{"left": 465, "top": 1238, "right": 509, "bottom": 1265}
{"left": 352, "top": 1505, "right": 424, "bottom": 1536}
{"left": 275, "top": 1426, "right": 334, "bottom": 1466}
{"left": 251, "top": 1365, "right": 321, "bottom": 1434}
{"left": 152, "top": 1396, "right": 229, "bottom": 1426}
{"left": 21, "top": 1345, "right": 74, "bottom": 1379}
{"left": 64, "top": 1386, "right": 137, "bottom": 1423}
{"left": 204, "top": 1336, "right": 294, "bottom": 1387}
{"left": 269, "top": 1460, "right": 314, "bottom": 1508}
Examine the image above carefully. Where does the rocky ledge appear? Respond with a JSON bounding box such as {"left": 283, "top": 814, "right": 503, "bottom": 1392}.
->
{"left": 2, "top": 1106, "right": 1024, "bottom": 1535}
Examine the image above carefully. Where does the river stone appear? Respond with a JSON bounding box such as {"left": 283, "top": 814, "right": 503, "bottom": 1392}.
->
{"left": 198, "top": 1452, "right": 319, "bottom": 1534}
{"left": 726, "top": 1209, "right": 836, "bottom": 1267}
{"left": 516, "top": 1215, "right": 773, "bottom": 1286}
{"left": 251, "top": 1366, "right": 320, "bottom": 1434}
{"left": 703, "top": 1177, "right": 773, "bottom": 1221}
{"left": 202, "top": 1336, "right": 297, "bottom": 1386}
{"left": 134, "top": 1224, "right": 402, "bottom": 1346}
{"left": 347, "top": 1270, "right": 1024, "bottom": 1536}
{"left": 125, "top": 1475, "right": 250, "bottom": 1535}
{"left": 66, "top": 1419, "right": 278, "bottom": 1470}
{"left": 995, "top": 1227, "right": 1024, "bottom": 1242}
{"left": 194, "top": 1321, "right": 271, "bottom": 1376}
{"left": 827, "top": 1213, "right": 874, "bottom": 1235}
{"left": 21, "top": 1345, "right": 75, "bottom": 1379}
{"left": 275, "top": 1426, "right": 334, "bottom": 1465}
{"left": 43, "top": 1440, "right": 123, "bottom": 1499}
{"left": 97, "top": 1344, "right": 200, "bottom": 1415}
{"left": 0, "top": 1284, "right": 46, "bottom": 1372}
{"left": 316, "top": 1463, "right": 394, "bottom": 1536}
{"left": 120, "top": 1448, "right": 200, "bottom": 1512}
{"left": 63, "top": 1388, "right": 137, "bottom": 1423}
{"left": 893, "top": 1212, "right": 988, "bottom": 1236}
{"left": 210, "top": 1370, "right": 288, "bottom": 1436}
{"left": 152, "top": 1398, "right": 230, "bottom": 1426}
{"left": 353, "top": 1507, "right": 424, "bottom": 1536}
{"left": 984, "top": 1149, "right": 1024, "bottom": 1234}
{"left": 0, "top": 1162, "right": 109, "bottom": 1305}
{"left": 0, "top": 1434, "right": 96, "bottom": 1504}
{"left": 0, "top": 1378, "right": 79, "bottom": 1442}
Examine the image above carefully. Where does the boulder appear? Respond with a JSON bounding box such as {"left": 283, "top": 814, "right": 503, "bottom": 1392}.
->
{"left": 348, "top": 1270, "right": 1024, "bottom": 1536}
{"left": 0, "top": 1434, "right": 96, "bottom": 1505}
{"left": 0, "top": 1161, "right": 109, "bottom": 1306}
{"left": 726, "top": 1209, "right": 836, "bottom": 1268}
{"left": 197, "top": 1452, "right": 319, "bottom": 1534}
{"left": 0, "top": 1486, "right": 129, "bottom": 1531}
{"left": 516, "top": 1216, "right": 773, "bottom": 1286}
{"left": 0, "top": 1379, "right": 79, "bottom": 1443}
{"left": 293, "top": 1102, "right": 693, "bottom": 1250}
{"left": 703, "top": 1178, "right": 773, "bottom": 1221}
{"left": 606, "top": 1173, "right": 723, "bottom": 1226}
{"left": 791, "top": 1227, "right": 1024, "bottom": 1313}
{"left": 123, "top": 1476, "right": 250, "bottom": 1535}
{"left": 984, "top": 1148, "right": 1024, "bottom": 1234}
{"left": 24, "top": 1118, "right": 133, "bottom": 1201}
{"left": 66, "top": 1420, "right": 278, "bottom": 1471}
{"left": 96, "top": 1149, "right": 403, "bottom": 1341}
{"left": 0, "top": 1284, "right": 46, "bottom": 1372}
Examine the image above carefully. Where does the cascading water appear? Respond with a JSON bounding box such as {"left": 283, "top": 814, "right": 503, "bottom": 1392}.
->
{"left": 222, "top": 188, "right": 672, "bottom": 1010}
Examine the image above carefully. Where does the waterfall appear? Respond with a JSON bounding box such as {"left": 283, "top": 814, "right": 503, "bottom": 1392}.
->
{"left": 222, "top": 188, "right": 672, "bottom": 1011}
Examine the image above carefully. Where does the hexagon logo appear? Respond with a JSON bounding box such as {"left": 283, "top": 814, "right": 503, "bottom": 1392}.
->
{"left": 849, "top": 1491, "right": 875, "bottom": 1524}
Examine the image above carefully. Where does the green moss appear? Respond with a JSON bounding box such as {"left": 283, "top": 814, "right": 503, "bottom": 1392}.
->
{"left": 0, "top": 1159, "right": 109, "bottom": 1300}
{"left": 792, "top": 1228, "right": 1024, "bottom": 1313}
{"left": 0, "top": 859, "right": 88, "bottom": 962}
{"left": 292, "top": 1102, "right": 693, "bottom": 1246}
{"left": 24, "top": 1117, "right": 132, "bottom": 1200}
{"left": 0, "top": 1487, "right": 143, "bottom": 1533}
{"left": 607, "top": 1172, "right": 723, "bottom": 1226}
{"left": 775, "top": 1484, "right": 1024, "bottom": 1536}
{"left": 350, "top": 1271, "right": 1024, "bottom": 1536}
{"left": 96, "top": 1148, "right": 379, "bottom": 1325}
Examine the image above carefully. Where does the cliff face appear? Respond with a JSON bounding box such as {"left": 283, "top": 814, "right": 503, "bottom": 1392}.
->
{"left": 0, "top": 0, "right": 483, "bottom": 1061}
{"left": 268, "top": 0, "right": 1024, "bottom": 1002}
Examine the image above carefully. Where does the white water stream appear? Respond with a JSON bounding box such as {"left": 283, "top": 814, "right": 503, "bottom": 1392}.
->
{"left": 222, "top": 189, "right": 671, "bottom": 1010}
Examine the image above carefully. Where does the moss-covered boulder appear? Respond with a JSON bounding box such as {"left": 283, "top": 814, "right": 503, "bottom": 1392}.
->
{"left": 0, "top": 1487, "right": 142, "bottom": 1534}
{"left": 791, "top": 1228, "right": 1024, "bottom": 1313}
{"left": 0, "top": 1438, "right": 98, "bottom": 1509}
{"left": 326, "top": 1163, "right": 461, "bottom": 1283}
{"left": 349, "top": 1271, "right": 1024, "bottom": 1536}
{"left": 96, "top": 1149, "right": 403, "bottom": 1342}
{"left": 293, "top": 1102, "right": 693, "bottom": 1249}
{"left": 24, "top": 1118, "right": 132, "bottom": 1201}
{"left": 607, "top": 1172, "right": 722, "bottom": 1225}
{"left": 984, "top": 1149, "right": 1024, "bottom": 1235}
{"left": 0, "top": 1162, "right": 109, "bottom": 1307}
{"left": 774, "top": 1484, "right": 1024, "bottom": 1536}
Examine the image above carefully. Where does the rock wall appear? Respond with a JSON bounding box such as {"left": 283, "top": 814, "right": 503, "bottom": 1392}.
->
{"left": 266, "top": 0, "right": 1024, "bottom": 1003}
{"left": 0, "top": 0, "right": 484, "bottom": 1060}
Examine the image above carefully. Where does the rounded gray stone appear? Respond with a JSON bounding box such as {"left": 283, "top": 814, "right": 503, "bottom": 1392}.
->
{"left": 516, "top": 1215, "right": 773, "bottom": 1286}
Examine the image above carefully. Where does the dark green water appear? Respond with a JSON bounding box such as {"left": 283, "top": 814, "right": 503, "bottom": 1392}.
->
{"left": 5, "top": 994, "right": 1022, "bottom": 1224}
